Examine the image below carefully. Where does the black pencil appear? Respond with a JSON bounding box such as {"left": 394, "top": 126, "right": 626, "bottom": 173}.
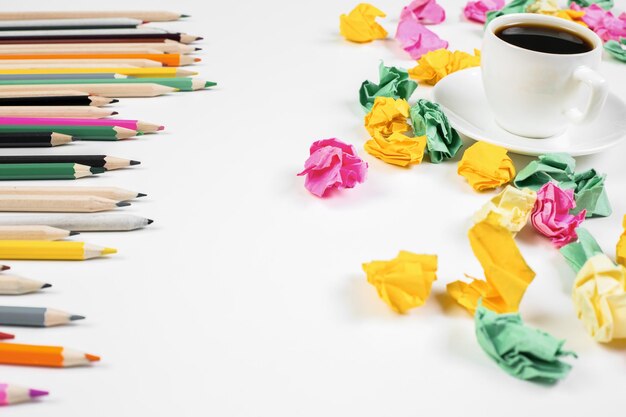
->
{"left": 0, "top": 132, "right": 74, "bottom": 147}
{"left": 0, "top": 32, "right": 201, "bottom": 43}
{"left": 0, "top": 94, "right": 116, "bottom": 106}
{"left": 0, "top": 155, "right": 139, "bottom": 170}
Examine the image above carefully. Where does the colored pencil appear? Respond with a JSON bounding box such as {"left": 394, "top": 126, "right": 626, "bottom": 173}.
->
{"left": 0, "top": 274, "right": 51, "bottom": 294}
{"left": 0, "top": 342, "right": 100, "bottom": 367}
{"left": 0, "top": 11, "right": 188, "bottom": 22}
{"left": 0, "top": 332, "right": 14, "bottom": 340}
{"left": 0, "top": 240, "right": 117, "bottom": 260}
{"left": 0, "top": 53, "right": 199, "bottom": 66}
{"left": 0, "top": 84, "right": 177, "bottom": 98}
{"left": 0, "top": 213, "right": 152, "bottom": 231}
{"left": 0, "top": 186, "right": 144, "bottom": 201}
{"left": 0, "top": 132, "right": 74, "bottom": 147}
{"left": 0, "top": 306, "right": 84, "bottom": 327}
{"left": 0, "top": 155, "right": 139, "bottom": 170}
{"left": 0, "top": 195, "right": 129, "bottom": 212}
{"left": 0, "top": 58, "right": 163, "bottom": 67}
{"left": 0, "top": 73, "right": 127, "bottom": 80}
{"left": 0, "top": 42, "right": 198, "bottom": 54}
{"left": 0, "top": 225, "right": 76, "bottom": 241}
{"left": 0, "top": 47, "right": 167, "bottom": 56}
{"left": 0, "top": 125, "right": 138, "bottom": 140}
{"left": 0, "top": 106, "right": 117, "bottom": 118}
{"left": 0, "top": 29, "right": 202, "bottom": 44}
{"left": 0, "top": 94, "right": 116, "bottom": 107}
{"left": 0, "top": 265, "right": 8, "bottom": 271}
{"left": 0, "top": 77, "right": 214, "bottom": 91}
{"left": 0, "top": 67, "right": 197, "bottom": 77}
{"left": 0, "top": 384, "right": 48, "bottom": 405}
{"left": 0, "top": 17, "right": 143, "bottom": 30}
{"left": 0, "top": 163, "right": 104, "bottom": 180}
{"left": 0, "top": 117, "right": 162, "bottom": 132}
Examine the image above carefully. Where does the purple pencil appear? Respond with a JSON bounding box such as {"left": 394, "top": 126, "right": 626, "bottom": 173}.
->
{"left": 0, "top": 383, "right": 48, "bottom": 406}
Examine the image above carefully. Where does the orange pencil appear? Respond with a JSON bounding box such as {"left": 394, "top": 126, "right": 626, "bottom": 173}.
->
{"left": 0, "top": 342, "right": 99, "bottom": 367}
{"left": 0, "top": 53, "right": 199, "bottom": 67}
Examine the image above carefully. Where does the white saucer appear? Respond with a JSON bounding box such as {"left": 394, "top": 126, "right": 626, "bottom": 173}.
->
{"left": 432, "top": 67, "right": 626, "bottom": 156}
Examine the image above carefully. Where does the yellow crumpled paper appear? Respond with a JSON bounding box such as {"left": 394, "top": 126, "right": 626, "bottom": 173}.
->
{"left": 573, "top": 254, "right": 626, "bottom": 343}
{"left": 447, "top": 220, "right": 536, "bottom": 314}
{"left": 339, "top": 3, "right": 388, "bottom": 43}
{"left": 526, "top": 0, "right": 587, "bottom": 26}
{"left": 363, "top": 251, "right": 438, "bottom": 313}
{"left": 458, "top": 141, "right": 516, "bottom": 191}
{"left": 473, "top": 186, "right": 537, "bottom": 234}
{"left": 408, "top": 48, "right": 481, "bottom": 86}
{"left": 364, "top": 131, "right": 427, "bottom": 167}
{"left": 364, "top": 96, "right": 411, "bottom": 138}
{"left": 617, "top": 215, "right": 626, "bottom": 268}
{"left": 542, "top": 9, "right": 587, "bottom": 26}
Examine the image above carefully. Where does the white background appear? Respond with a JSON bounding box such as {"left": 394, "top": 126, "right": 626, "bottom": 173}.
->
{"left": 2, "top": 0, "right": 626, "bottom": 415}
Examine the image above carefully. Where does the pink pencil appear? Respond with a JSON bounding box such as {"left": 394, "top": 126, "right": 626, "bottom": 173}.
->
{"left": 0, "top": 383, "right": 48, "bottom": 406}
{"left": 0, "top": 117, "right": 162, "bottom": 133}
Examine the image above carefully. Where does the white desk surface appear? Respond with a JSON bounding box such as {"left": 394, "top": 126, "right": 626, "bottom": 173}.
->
{"left": 3, "top": 0, "right": 626, "bottom": 415}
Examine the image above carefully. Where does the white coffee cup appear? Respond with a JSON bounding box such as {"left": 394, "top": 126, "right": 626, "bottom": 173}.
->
{"left": 482, "top": 13, "right": 608, "bottom": 138}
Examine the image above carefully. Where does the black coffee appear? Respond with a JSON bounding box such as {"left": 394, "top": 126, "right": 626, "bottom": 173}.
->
{"left": 495, "top": 24, "right": 593, "bottom": 54}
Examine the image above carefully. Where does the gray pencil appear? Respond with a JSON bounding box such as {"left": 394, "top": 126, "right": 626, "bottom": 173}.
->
{"left": 0, "top": 73, "right": 127, "bottom": 81}
{"left": 0, "top": 305, "right": 84, "bottom": 327}
{"left": 0, "top": 213, "right": 153, "bottom": 231}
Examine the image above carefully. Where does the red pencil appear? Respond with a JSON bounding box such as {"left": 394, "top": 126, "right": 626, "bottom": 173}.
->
{"left": 0, "top": 331, "right": 14, "bottom": 340}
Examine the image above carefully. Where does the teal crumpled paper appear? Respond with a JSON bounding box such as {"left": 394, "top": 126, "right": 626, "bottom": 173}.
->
{"left": 359, "top": 62, "right": 418, "bottom": 112}
{"left": 475, "top": 303, "right": 577, "bottom": 384}
{"left": 568, "top": 0, "right": 614, "bottom": 10}
{"left": 559, "top": 228, "right": 604, "bottom": 273}
{"left": 514, "top": 153, "right": 611, "bottom": 218}
{"left": 409, "top": 99, "right": 462, "bottom": 164}
{"left": 485, "top": 0, "right": 536, "bottom": 25}
{"left": 604, "top": 39, "right": 626, "bottom": 62}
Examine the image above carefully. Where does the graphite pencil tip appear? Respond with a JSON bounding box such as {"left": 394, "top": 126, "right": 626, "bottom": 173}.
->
{"left": 147, "top": 219, "right": 154, "bottom": 225}
{"left": 42, "top": 283, "right": 52, "bottom": 289}
{"left": 70, "top": 136, "right": 79, "bottom": 142}
{"left": 29, "top": 389, "right": 49, "bottom": 398}
{"left": 112, "top": 111, "right": 119, "bottom": 115}
{"left": 90, "top": 167, "right": 106, "bottom": 174}
{"left": 69, "top": 231, "right": 80, "bottom": 236}
{"left": 137, "top": 192, "right": 147, "bottom": 197}
{"left": 197, "top": 37, "right": 204, "bottom": 41}
{"left": 130, "top": 160, "right": 141, "bottom": 166}
{"left": 0, "top": 265, "right": 9, "bottom": 271}
{"left": 116, "top": 201, "right": 131, "bottom": 207}
{"left": 181, "top": 14, "right": 191, "bottom": 17}
{"left": 70, "top": 315, "right": 85, "bottom": 321}
{"left": 195, "top": 47, "right": 202, "bottom": 51}
{"left": 111, "top": 99, "right": 120, "bottom": 104}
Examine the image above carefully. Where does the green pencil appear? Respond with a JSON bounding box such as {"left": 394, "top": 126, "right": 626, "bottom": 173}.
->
{"left": 0, "top": 163, "right": 104, "bottom": 180}
{"left": 0, "top": 78, "right": 216, "bottom": 92}
{"left": 0, "top": 125, "right": 138, "bottom": 140}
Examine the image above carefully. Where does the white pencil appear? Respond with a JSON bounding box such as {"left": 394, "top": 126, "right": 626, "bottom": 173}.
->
{"left": 0, "top": 274, "right": 51, "bottom": 295}
{"left": 0, "top": 213, "right": 153, "bottom": 231}
{"left": 0, "top": 195, "right": 129, "bottom": 212}
{"left": 0, "top": 11, "right": 188, "bottom": 22}
{"left": 0, "top": 225, "right": 76, "bottom": 240}
{"left": 0, "top": 17, "right": 143, "bottom": 30}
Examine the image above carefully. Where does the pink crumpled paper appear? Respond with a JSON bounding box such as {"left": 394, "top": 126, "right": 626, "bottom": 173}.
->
{"left": 395, "top": 13, "right": 448, "bottom": 59}
{"left": 463, "top": 0, "right": 505, "bottom": 23}
{"left": 571, "top": 3, "right": 626, "bottom": 42}
{"left": 531, "top": 182, "right": 586, "bottom": 248}
{"left": 400, "top": 0, "right": 446, "bottom": 25}
{"left": 297, "top": 138, "right": 368, "bottom": 197}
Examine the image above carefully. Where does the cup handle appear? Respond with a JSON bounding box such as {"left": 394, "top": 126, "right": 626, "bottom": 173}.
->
{"left": 564, "top": 66, "right": 608, "bottom": 124}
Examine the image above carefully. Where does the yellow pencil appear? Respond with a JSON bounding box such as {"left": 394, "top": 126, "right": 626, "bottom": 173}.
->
{"left": 0, "top": 67, "right": 197, "bottom": 78}
{"left": 0, "top": 240, "right": 116, "bottom": 260}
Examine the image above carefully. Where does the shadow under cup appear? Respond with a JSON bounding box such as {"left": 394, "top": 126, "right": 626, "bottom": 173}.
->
{"left": 481, "top": 13, "right": 607, "bottom": 139}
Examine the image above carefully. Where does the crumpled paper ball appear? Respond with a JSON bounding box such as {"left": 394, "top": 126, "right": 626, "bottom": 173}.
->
{"left": 359, "top": 62, "right": 417, "bottom": 112}
{"left": 473, "top": 185, "right": 537, "bottom": 234}
{"left": 408, "top": 48, "right": 481, "bottom": 85}
{"left": 604, "top": 38, "right": 626, "bottom": 62}
{"left": 395, "top": 12, "right": 448, "bottom": 59}
{"left": 569, "top": 0, "right": 613, "bottom": 10}
{"left": 464, "top": 0, "right": 505, "bottom": 23}
{"left": 409, "top": 99, "right": 462, "bottom": 163}
{"left": 364, "top": 97, "right": 411, "bottom": 138}
{"left": 457, "top": 141, "right": 516, "bottom": 191}
{"left": 364, "top": 132, "right": 427, "bottom": 167}
{"left": 571, "top": 3, "right": 626, "bottom": 41}
{"left": 339, "top": 3, "right": 388, "bottom": 43}
{"left": 400, "top": 0, "right": 446, "bottom": 25}
{"left": 297, "top": 138, "right": 368, "bottom": 197}
{"left": 617, "top": 215, "right": 626, "bottom": 268}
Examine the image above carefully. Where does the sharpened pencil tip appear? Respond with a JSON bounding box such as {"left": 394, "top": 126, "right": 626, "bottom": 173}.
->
{"left": 147, "top": 219, "right": 154, "bottom": 225}
{"left": 29, "top": 389, "right": 48, "bottom": 398}
{"left": 85, "top": 353, "right": 100, "bottom": 362}
{"left": 195, "top": 47, "right": 202, "bottom": 51}
{"left": 181, "top": 14, "right": 191, "bottom": 17}
{"left": 194, "top": 57, "right": 201, "bottom": 62}
{"left": 69, "top": 231, "right": 80, "bottom": 236}
{"left": 112, "top": 111, "right": 119, "bottom": 115}
{"left": 90, "top": 167, "right": 106, "bottom": 174}
{"left": 158, "top": 126, "right": 165, "bottom": 131}
{"left": 70, "top": 136, "right": 79, "bottom": 142}
{"left": 0, "top": 265, "right": 9, "bottom": 271}
{"left": 0, "top": 332, "right": 14, "bottom": 340}
{"left": 102, "top": 248, "right": 117, "bottom": 255}
{"left": 70, "top": 315, "right": 85, "bottom": 321}
{"left": 197, "top": 37, "right": 204, "bottom": 41}
{"left": 137, "top": 192, "right": 147, "bottom": 197}
{"left": 116, "top": 201, "right": 131, "bottom": 207}
{"left": 42, "top": 283, "right": 52, "bottom": 289}
{"left": 111, "top": 99, "right": 119, "bottom": 104}
{"left": 130, "top": 160, "right": 141, "bottom": 166}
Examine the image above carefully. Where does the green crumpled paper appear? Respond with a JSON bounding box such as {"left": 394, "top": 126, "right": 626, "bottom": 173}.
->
{"left": 559, "top": 228, "right": 604, "bottom": 273}
{"left": 359, "top": 62, "right": 418, "bottom": 112}
{"left": 568, "top": 0, "right": 614, "bottom": 10}
{"left": 409, "top": 99, "right": 462, "bottom": 164}
{"left": 604, "top": 39, "right": 626, "bottom": 62}
{"left": 486, "top": 0, "right": 536, "bottom": 26}
{"left": 513, "top": 153, "right": 611, "bottom": 218}
{"left": 475, "top": 303, "right": 577, "bottom": 384}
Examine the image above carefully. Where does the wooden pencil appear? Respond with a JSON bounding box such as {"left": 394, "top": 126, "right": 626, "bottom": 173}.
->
{"left": 0, "top": 306, "right": 84, "bottom": 327}
{"left": 0, "top": 195, "right": 129, "bottom": 212}
{"left": 0, "top": 106, "right": 117, "bottom": 118}
{"left": 0, "top": 155, "right": 139, "bottom": 170}
{"left": 0, "top": 186, "right": 144, "bottom": 201}
{"left": 0, "top": 225, "right": 76, "bottom": 240}
{"left": 0, "top": 73, "right": 127, "bottom": 80}
{"left": 0, "top": 94, "right": 116, "bottom": 107}
{"left": 0, "top": 17, "right": 143, "bottom": 30}
{"left": 0, "top": 132, "right": 74, "bottom": 147}
{"left": 0, "top": 11, "right": 188, "bottom": 22}
{"left": 0, "top": 125, "right": 138, "bottom": 140}
{"left": 0, "top": 384, "right": 48, "bottom": 405}
{"left": 0, "top": 42, "right": 199, "bottom": 54}
{"left": 0, "top": 83, "right": 177, "bottom": 98}
{"left": 0, "top": 67, "right": 197, "bottom": 78}
{"left": 0, "top": 342, "right": 100, "bottom": 367}
{"left": 0, "top": 77, "right": 213, "bottom": 91}
{"left": 0, "top": 28, "right": 202, "bottom": 44}
{"left": 0, "top": 264, "right": 9, "bottom": 271}
{"left": 0, "top": 213, "right": 152, "bottom": 231}
{"left": 0, "top": 117, "right": 162, "bottom": 132}
{"left": 0, "top": 58, "right": 163, "bottom": 67}
{"left": 0, "top": 163, "right": 104, "bottom": 180}
{"left": 0, "top": 47, "right": 167, "bottom": 55}
{"left": 0, "top": 240, "right": 117, "bottom": 260}
{"left": 0, "top": 53, "right": 199, "bottom": 66}
{"left": 0, "top": 273, "right": 51, "bottom": 294}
